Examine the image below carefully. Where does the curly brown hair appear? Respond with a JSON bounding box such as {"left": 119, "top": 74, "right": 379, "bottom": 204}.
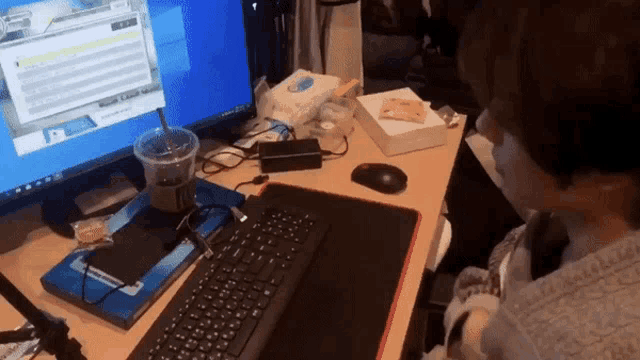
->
{"left": 457, "top": 0, "right": 640, "bottom": 227}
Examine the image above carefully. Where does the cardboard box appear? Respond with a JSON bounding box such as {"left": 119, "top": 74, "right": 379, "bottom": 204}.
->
{"left": 356, "top": 88, "right": 447, "bottom": 156}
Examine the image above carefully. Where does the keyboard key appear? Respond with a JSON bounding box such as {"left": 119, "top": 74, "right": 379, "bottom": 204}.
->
{"left": 182, "top": 319, "right": 197, "bottom": 331}
{"left": 238, "top": 283, "right": 250, "bottom": 292}
{"left": 168, "top": 340, "right": 182, "bottom": 352}
{"left": 215, "top": 339, "right": 229, "bottom": 351}
{"left": 256, "top": 296, "right": 269, "bottom": 309}
{"left": 149, "top": 344, "right": 161, "bottom": 355}
{"left": 164, "top": 323, "right": 177, "bottom": 334}
{"left": 258, "top": 245, "right": 274, "bottom": 254}
{"left": 208, "top": 282, "right": 222, "bottom": 292}
{"left": 223, "top": 355, "right": 236, "bottom": 360}
{"left": 218, "top": 290, "right": 231, "bottom": 299}
{"left": 231, "top": 290, "right": 244, "bottom": 301}
{"left": 252, "top": 282, "right": 265, "bottom": 292}
{"left": 215, "top": 274, "right": 227, "bottom": 283}
{"left": 212, "top": 299, "right": 225, "bottom": 309}
{"left": 263, "top": 284, "right": 276, "bottom": 297}
{"left": 184, "top": 339, "right": 199, "bottom": 351}
{"left": 250, "top": 309, "right": 262, "bottom": 319}
{"left": 221, "top": 329, "right": 236, "bottom": 341}
{"left": 156, "top": 334, "right": 169, "bottom": 346}
{"left": 204, "top": 310, "right": 219, "bottom": 319}
{"left": 230, "top": 272, "right": 243, "bottom": 282}
{"left": 221, "top": 264, "right": 233, "bottom": 273}
{"left": 198, "top": 340, "right": 213, "bottom": 353}
{"left": 212, "top": 319, "right": 226, "bottom": 331}
{"left": 227, "top": 318, "right": 257, "bottom": 356}
{"left": 191, "top": 328, "right": 205, "bottom": 340}
{"left": 235, "top": 309, "right": 248, "bottom": 320}
{"left": 188, "top": 310, "right": 202, "bottom": 321}
{"left": 202, "top": 293, "right": 215, "bottom": 303}
{"left": 196, "top": 301, "right": 208, "bottom": 311}
{"left": 224, "top": 281, "right": 237, "bottom": 290}
{"left": 241, "top": 251, "right": 257, "bottom": 264}
{"left": 220, "top": 310, "right": 233, "bottom": 320}
{"left": 197, "top": 319, "right": 212, "bottom": 330}
{"left": 207, "top": 352, "right": 223, "bottom": 360}
{"left": 234, "top": 264, "right": 248, "bottom": 273}
{"left": 228, "top": 319, "right": 242, "bottom": 330}
{"left": 190, "top": 352, "right": 207, "bottom": 360}
{"left": 175, "top": 330, "right": 189, "bottom": 341}
{"left": 269, "top": 272, "right": 285, "bottom": 286}
{"left": 205, "top": 332, "right": 219, "bottom": 342}
{"left": 243, "top": 274, "right": 255, "bottom": 283}
{"left": 241, "top": 299, "right": 254, "bottom": 310}
{"left": 225, "top": 300, "right": 238, "bottom": 311}
{"left": 226, "top": 247, "right": 244, "bottom": 264}
{"left": 257, "top": 258, "right": 276, "bottom": 282}
{"left": 249, "top": 255, "right": 266, "bottom": 273}
{"left": 247, "top": 290, "right": 260, "bottom": 300}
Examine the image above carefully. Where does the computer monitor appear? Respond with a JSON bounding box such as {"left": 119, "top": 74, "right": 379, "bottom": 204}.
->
{"left": 0, "top": 0, "right": 256, "bottom": 218}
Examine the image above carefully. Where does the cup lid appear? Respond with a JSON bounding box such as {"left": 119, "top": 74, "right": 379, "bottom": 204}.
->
{"left": 133, "top": 127, "right": 200, "bottom": 165}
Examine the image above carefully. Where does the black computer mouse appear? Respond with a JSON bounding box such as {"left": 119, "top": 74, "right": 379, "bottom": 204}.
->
{"left": 351, "top": 163, "right": 408, "bottom": 194}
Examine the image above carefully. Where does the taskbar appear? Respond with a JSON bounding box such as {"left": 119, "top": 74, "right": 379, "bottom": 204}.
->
{"left": 1, "top": 172, "right": 64, "bottom": 201}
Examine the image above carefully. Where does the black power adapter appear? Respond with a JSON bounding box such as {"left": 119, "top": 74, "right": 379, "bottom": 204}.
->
{"left": 258, "top": 139, "right": 323, "bottom": 173}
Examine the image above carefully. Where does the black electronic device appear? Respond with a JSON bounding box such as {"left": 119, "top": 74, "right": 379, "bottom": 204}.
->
{"left": 258, "top": 139, "right": 323, "bottom": 173}
{"left": 351, "top": 163, "right": 408, "bottom": 194}
{"left": 0, "top": 272, "right": 86, "bottom": 360}
{"left": 127, "top": 196, "right": 329, "bottom": 360}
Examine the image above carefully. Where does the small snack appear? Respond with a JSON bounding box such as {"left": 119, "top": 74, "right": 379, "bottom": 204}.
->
{"left": 379, "top": 98, "right": 426, "bottom": 123}
{"left": 72, "top": 215, "right": 114, "bottom": 250}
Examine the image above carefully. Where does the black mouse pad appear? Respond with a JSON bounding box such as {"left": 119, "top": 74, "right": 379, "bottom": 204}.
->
{"left": 257, "top": 183, "right": 420, "bottom": 360}
{"left": 85, "top": 207, "right": 188, "bottom": 286}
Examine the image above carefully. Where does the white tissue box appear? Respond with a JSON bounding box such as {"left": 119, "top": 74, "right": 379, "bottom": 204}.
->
{"left": 355, "top": 87, "right": 447, "bottom": 156}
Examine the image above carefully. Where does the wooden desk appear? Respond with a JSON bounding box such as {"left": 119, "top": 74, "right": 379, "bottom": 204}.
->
{"left": 0, "top": 118, "right": 465, "bottom": 360}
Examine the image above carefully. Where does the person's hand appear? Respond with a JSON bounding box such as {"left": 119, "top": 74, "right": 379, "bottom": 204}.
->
{"left": 448, "top": 307, "right": 491, "bottom": 360}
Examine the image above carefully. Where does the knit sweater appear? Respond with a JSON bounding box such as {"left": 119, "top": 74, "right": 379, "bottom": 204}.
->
{"left": 439, "top": 211, "right": 640, "bottom": 360}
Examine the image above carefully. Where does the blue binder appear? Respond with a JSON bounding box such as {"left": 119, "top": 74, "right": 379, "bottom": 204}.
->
{"left": 40, "top": 180, "right": 244, "bottom": 329}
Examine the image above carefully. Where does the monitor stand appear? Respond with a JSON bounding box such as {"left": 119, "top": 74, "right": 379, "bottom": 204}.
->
{"left": 41, "top": 159, "right": 146, "bottom": 238}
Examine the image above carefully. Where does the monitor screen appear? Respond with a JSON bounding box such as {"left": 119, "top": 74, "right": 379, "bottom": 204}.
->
{"left": 0, "top": 0, "right": 254, "bottom": 206}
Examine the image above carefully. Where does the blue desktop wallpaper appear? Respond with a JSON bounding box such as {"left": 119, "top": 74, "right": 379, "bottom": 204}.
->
{"left": 0, "top": 0, "right": 253, "bottom": 198}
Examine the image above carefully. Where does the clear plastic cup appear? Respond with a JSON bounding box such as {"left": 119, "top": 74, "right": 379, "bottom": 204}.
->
{"left": 133, "top": 127, "right": 200, "bottom": 213}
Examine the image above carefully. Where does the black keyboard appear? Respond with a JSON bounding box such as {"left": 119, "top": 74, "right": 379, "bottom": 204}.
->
{"left": 127, "top": 196, "right": 329, "bottom": 360}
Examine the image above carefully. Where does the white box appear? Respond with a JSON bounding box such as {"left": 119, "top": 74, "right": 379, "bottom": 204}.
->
{"left": 356, "top": 87, "right": 447, "bottom": 156}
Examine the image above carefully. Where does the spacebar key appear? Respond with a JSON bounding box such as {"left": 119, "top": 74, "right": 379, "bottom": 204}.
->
{"left": 228, "top": 317, "right": 258, "bottom": 356}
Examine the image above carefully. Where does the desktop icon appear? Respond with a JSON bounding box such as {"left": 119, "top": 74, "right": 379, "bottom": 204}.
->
{"left": 25, "top": 184, "right": 32, "bottom": 191}
{"left": 36, "top": 181, "right": 43, "bottom": 186}
{"left": 53, "top": 173, "right": 63, "bottom": 181}
{"left": 45, "top": 177, "right": 52, "bottom": 183}
{"left": 15, "top": 187, "right": 22, "bottom": 194}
